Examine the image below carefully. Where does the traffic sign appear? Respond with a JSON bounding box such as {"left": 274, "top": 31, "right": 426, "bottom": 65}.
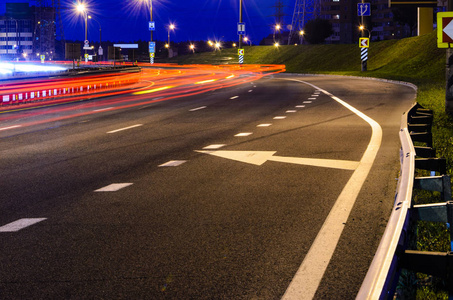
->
{"left": 238, "top": 49, "right": 244, "bottom": 56}
{"left": 238, "top": 23, "right": 245, "bottom": 35}
{"left": 150, "top": 53, "right": 155, "bottom": 58}
{"left": 437, "top": 12, "right": 453, "bottom": 48}
{"left": 359, "top": 37, "right": 369, "bottom": 48}
{"left": 149, "top": 21, "right": 155, "bottom": 31}
{"left": 357, "top": 3, "right": 371, "bottom": 17}
{"left": 149, "top": 41, "right": 156, "bottom": 53}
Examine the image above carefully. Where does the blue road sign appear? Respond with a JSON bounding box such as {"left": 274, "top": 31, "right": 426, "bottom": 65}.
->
{"left": 237, "top": 23, "right": 245, "bottom": 35}
{"left": 149, "top": 42, "right": 156, "bottom": 53}
{"left": 357, "top": 3, "right": 371, "bottom": 16}
{"left": 149, "top": 21, "right": 155, "bottom": 31}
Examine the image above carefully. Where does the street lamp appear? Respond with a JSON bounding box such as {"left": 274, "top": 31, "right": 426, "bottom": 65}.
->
{"left": 273, "top": 24, "right": 281, "bottom": 42}
{"left": 299, "top": 30, "right": 304, "bottom": 44}
{"left": 243, "top": 36, "right": 251, "bottom": 46}
{"left": 167, "top": 23, "right": 175, "bottom": 47}
{"left": 359, "top": 25, "right": 371, "bottom": 38}
{"left": 76, "top": 3, "right": 88, "bottom": 59}
{"left": 189, "top": 44, "right": 195, "bottom": 53}
{"left": 88, "top": 16, "right": 102, "bottom": 61}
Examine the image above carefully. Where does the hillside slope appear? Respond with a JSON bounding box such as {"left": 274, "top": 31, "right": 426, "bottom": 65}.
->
{"left": 168, "top": 31, "right": 444, "bottom": 85}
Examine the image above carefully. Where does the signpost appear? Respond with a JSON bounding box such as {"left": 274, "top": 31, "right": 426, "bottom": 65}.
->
{"left": 149, "top": 21, "right": 155, "bottom": 31}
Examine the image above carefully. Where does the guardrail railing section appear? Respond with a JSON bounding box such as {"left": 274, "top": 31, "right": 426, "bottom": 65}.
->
{"left": 401, "top": 104, "right": 453, "bottom": 297}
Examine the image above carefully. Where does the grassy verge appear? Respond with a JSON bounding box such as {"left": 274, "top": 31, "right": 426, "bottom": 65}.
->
{"left": 168, "top": 31, "right": 452, "bottom": 297}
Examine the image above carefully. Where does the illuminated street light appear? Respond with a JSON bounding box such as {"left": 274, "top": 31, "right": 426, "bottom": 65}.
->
{"left": 165, "top": 43, "right": 169, "bottom": 48}
{"left": 274, "top": 42, "right": 280, "bottom": 47}
{"left": 189, "top": 44, "right": 195, "bottom": 53}
{"left": 299, "top": 30, "right": 304, "bottom": 44}
{"left": 76, "top": 3, "right": 88, "bottom": 57}
{"left": 88, "top": 15, "right": 102, "bottom": 60}
{"left": 273, "top": 24, "right": 281, "bottom": 43}
{"left": 359, "top": 25, "right": 371, "bottom": 38}
{"left": 167, "top": 23, "right": 175, "bottom": 46}
{"left": 232, "top": 43, "right": 237, "bottom": 47}
{"left": 243, "top": 36, "right": 251, "bottom": 46}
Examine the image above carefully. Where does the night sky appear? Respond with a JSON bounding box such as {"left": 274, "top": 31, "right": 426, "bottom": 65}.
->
{"left": 2, "top": 0, "right": 294, "bottom": 44}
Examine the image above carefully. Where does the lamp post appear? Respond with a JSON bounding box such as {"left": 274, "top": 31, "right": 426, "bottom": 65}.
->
{"left": 273, "top": 24, "right": 281, "bottom": 43}
{"left": 88, "top": 16, "right": 102, "bottom": 61}
{"left": 167, "top": 23, "right": 175, "bottom": 47}
{"left": 77, "top": 4, "right": 88, "bottom": 60}
{"left": 299, "top": 30, "right": 304, "bottom": 44}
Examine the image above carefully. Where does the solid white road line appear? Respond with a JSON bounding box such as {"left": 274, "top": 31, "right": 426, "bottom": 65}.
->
{"left": 159, "top": 160, "right": 187, "bottom": 167}
{"left": 107, "top": 124, "right": 143, "bottom": 134}
{"left": 189, "top": 106, "right": 207, "bottom": 112}
{"left": 0, "top": 218, "right": 47, "bottom": 232}
{"left": 282, "top": 79, "right": 383, "bottom": 300}
{"left": 95, "top": 183, "right": 133, "bottom": 192}
{"left": 0, "top": 125, "right": 21, "bottom": 131}
{"left": 230, "top": 96, "right": 239, "bottom": 100}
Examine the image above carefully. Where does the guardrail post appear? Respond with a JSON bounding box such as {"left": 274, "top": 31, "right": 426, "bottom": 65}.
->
{"left": 400, "top": 250, "right": 453, "bottom": 298}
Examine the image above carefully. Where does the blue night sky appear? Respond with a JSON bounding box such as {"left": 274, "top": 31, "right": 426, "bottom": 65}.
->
{"left": 2, "top": 0, "right": 294, "bottom": 44}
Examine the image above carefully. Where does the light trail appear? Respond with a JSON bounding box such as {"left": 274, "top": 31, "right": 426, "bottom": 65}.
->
{"left": 0, "top": 64, "right": 286, "bottom": 128}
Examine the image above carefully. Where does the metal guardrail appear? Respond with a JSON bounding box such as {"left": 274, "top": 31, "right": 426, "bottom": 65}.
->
{"left": 357, "top": 103, "right": 452, "bottom": 299}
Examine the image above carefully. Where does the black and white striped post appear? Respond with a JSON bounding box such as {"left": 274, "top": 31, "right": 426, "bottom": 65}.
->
{"left": 359, "top": 37, "right": 369, "bottom": 72}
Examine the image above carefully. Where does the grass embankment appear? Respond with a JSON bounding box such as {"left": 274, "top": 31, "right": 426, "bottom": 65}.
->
{"left": 170, "top": 31, "right": 451, "bottom": 299}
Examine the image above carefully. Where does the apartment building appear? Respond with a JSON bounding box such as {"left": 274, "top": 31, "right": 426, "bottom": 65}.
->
{"left": 319, "top": 0, "right": 411, "bottom": 44}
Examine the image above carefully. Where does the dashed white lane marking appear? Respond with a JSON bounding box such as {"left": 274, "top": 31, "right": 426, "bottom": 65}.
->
{"left": 248, "top": 90, "right": 253, "bottom": 92}
{"left": 93, "top": 107, "right": 114, "bottom": 112}
{"left": 296, "top": 105, "right": 305, "bottom": 108}
{"left": 308, "top": 98, "right": 316, "bottom": 100}
{"left": 235, "top": 132, "right": 253, "bottom": 137}
{"left": 230, "top": 96, "right": 239, "bottom": 100}
{"left": 286, "top": 110, "right": 297, "bottom": 113}
{"left": 0, "top": 218, "right": 47, "bottom": 232}
{"left": 189, "top": 106, "right": 207, "bottom": 112}
{"left": 159, "top": 160, "right": 187, "bottom": 167}
{"left": 0, "top": 125, "right": 21, "bottom": 131}
{"left": 303, "top": 101, "right": 312, "bottom": 104}
{"left": 203, "top": 144, "right": 226, "bottom": 150}
{"left": 273, "top": 116, "right": 286, "bottom": 120}
{"left": 282, "top": 79, "right": 383, "bottom": 300}
{"left": 95, "top": 183, "right": 133, "bottom": 192}
{"left": 107, "top": 124, "right": 143, "bottom": 134}
{"left": 311, "top": 94, "right": 319, "bottom": 97}
{"left": 257, "top": 124, "right": 272, "bottom": 127}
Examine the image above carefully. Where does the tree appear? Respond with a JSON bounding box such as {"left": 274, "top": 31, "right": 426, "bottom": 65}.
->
{"left": 304, "top": 19, "right": 333, "bottom": 44}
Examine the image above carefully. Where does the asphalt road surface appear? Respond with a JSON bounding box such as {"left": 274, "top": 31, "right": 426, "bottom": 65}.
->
{"left": 0, "top": 73, "right": 415, "bottom": 299}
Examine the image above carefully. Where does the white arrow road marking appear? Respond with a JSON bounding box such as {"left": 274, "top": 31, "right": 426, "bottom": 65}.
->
{"left": 444, "top": 19, "right": 453, "bottom": 40}
{"left": 281, "top": 79, "right": 382, "bottom": 300}
{"left": 195, "top": 150, "right": 359, "bottom": 170}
